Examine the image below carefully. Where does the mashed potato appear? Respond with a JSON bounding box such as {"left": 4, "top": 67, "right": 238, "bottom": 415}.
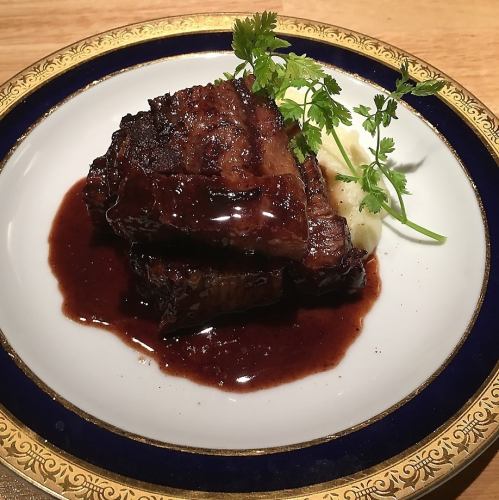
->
{"left": 284, "top": 88, "right": 384, "bottom": 255}
{"left": 317, "top": 128, "right": 384, "bottom": 255}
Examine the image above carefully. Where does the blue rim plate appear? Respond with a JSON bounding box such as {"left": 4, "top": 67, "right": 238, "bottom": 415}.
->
{"left": 0, "top": 14, "right": 497, "bottom": 499}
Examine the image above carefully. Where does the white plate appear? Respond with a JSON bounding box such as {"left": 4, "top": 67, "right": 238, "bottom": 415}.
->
{"left": 0, "top": 52, "right": 486, "bottom": 450}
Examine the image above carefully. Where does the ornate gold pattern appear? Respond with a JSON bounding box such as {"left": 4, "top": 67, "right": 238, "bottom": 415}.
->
{"left": 0, "top": 13, "right": 498, "bottom": 500}
{"left": 1, "top": 14, "right": 498, "bottom": 155}
{"left": 0, "top": 374, "right": 496, "bottom": 499}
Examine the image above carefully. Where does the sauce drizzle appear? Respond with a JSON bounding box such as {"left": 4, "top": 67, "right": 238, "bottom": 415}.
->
{"left": 49, "top": 179, "right": 380, "bottom": 392}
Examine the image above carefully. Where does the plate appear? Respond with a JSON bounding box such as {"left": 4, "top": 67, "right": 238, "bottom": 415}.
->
{"left": 0, "top": 13, "right": 497, "bottom": 499}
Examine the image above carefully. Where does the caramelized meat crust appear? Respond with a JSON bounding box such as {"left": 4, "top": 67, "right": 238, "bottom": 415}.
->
{"left": 85, "top": 77, "right": 308, "bottom": 260}
{"left": 130, "top": 245, "right": 284, "bottom": 334}
{"left": 291, "top": 157, "right": 366, "bottom": 294}
{"left": 85, "top": 78, "right": 366, "bottom": 334}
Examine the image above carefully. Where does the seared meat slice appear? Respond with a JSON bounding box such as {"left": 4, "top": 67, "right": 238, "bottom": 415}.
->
{"left": 130, "top": 245, "right": 284, "bottom": 335}
{"left": 148, "top": 77, "right": 299, "bottom": 180}
{"left": 127, "top": 158, "right": 365, "bottom": 335}
{"left": 291, "top": 157, "right": 366, "bottom": 294}
{"left": 86, "top": 111, "right": 159, "bottom": 228}
{"left": 85, "top": 77, "right": 368, "bottom": 336}
{"left": 107, "top": 167, "right": 308, "bottom": 259}
{"left": 84, "top": 78, "right": 308, "bottom": 259}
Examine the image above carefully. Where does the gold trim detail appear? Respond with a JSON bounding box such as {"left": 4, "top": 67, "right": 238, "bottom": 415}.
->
{"left": 0, "top": 12, "right": 498, "bottom": 500}
{"left": 0, "top": 373, "right": 497, "bottom": 499}
{"left": 1, "top": 14, "right": 498, "bottom": 153}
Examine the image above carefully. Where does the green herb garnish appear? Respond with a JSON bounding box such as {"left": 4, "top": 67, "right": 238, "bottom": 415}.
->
{"left": 220, "top": 12, "right": 446, "bottom": 242}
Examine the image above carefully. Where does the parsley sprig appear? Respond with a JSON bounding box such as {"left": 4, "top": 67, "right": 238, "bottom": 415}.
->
{"left": 346, "top": 63, "right": 446, "bottom": 240}
{"left": 221, "top": 12, "right": 446, "bottom": 242}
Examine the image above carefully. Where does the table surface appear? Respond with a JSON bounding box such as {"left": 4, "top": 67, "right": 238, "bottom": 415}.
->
{"left": 0, "top": 0, "right": 497, "bottom": 498}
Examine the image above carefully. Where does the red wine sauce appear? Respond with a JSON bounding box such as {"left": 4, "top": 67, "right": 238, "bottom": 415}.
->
{"left": 49, "top": 179, "right": 380, "bottom": 392}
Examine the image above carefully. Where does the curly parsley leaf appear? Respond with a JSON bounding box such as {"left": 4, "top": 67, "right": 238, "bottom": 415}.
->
{"left": 302, "top": 122, "right": 322, "bottom": 153}
{"left": 386, "top": 168, "right": 409, "bottom": 195}
{"left": 378, "top": 137, "right": 395, "bottom": 160}
{"left": 360, "top": 191, "right": 385, "bottom": 214}
{"left": 232, "top": 12, "right": 289, "bottom": 62}
{"left": 411, "top": 80, "right": 446, "bottom": 96}
{"left": 280, "top": 98, "right": 304, "bottom": 122}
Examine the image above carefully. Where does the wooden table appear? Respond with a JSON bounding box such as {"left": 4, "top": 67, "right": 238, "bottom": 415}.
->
{"left": 0, "top": 1, "right": 497, "bottom": 498}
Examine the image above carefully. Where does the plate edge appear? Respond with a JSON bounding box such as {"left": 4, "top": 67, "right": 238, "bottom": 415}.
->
{"left": 0, "top": 369, "right": 497, "bottom": 499}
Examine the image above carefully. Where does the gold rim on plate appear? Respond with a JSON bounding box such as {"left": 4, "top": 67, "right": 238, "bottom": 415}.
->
{"left": 0, "top": 13, "right": 498, "bottom": 500}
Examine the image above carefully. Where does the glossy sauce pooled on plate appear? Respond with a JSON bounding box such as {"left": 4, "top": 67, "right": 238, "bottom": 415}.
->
{"left": 49, "top": 179, "right": 380, "bottom": 391}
